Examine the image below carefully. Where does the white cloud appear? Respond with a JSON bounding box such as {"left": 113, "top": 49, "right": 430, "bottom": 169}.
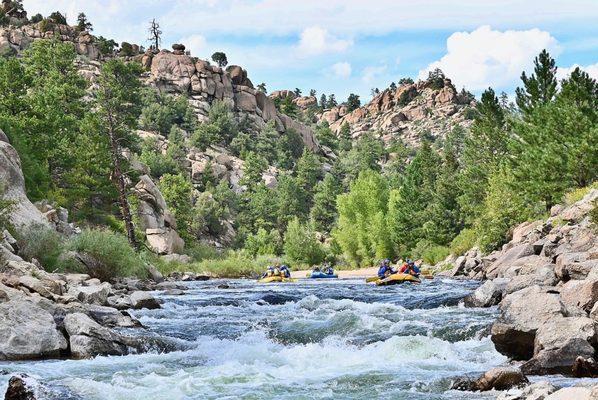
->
{"left": 417, "top": 26, "right": 560, "bottom": 90}
{"left": 362, "top": 65, "right": 387, "bottom": 84}
{"left": 331, "top": 62, "right": 352, "bottom": 78}
{"left": 297, "top": 26, "right": 352, "bottom": 56}
{"left": 557, "top": 62, "right": 598, "bottom": 81}
{"left": 180, "top": 34, "right": 207, "bottom": 57}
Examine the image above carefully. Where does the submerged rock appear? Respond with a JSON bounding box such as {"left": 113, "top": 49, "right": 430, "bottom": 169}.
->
{"left": 4, "top": 374, "right": 37, "bottom": 400}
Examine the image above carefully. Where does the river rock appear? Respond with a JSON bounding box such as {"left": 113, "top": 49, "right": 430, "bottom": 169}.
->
{"left": 491, "top": 285, "right": 567, "bottom": 360}
{"left": 106, "top": 294, "right": 133, "bottom": 310}
{"left": 464, "top": 278, "right": 509, "bottom": 307}
{"left": 258, "top": 293, "right": 296, "bottom": 305}
{"left": 63, "top": 313, "right": 129, "bottom": 358}
{"left": 475, "top": 367, "right": 529, "bottom": 391}
{"left": 4, "top": 374, "right": 37, "bottom": 400}
{"left": 86, "top": 305, "right": 140, "bottom": 328}
{"left": 572, "top": 356, "right": 598, "bottom": 377}
{"left": 129, "top": 291, "right": 161, "bottom": 309}
{"left": 521, "top": 316, "right": 597, "bottom": 375}
{"left": 544, "top": 386, "right": 598, "bottom": 400}
{"left": 559, "top": 278, "right": 598, "bottom": 313}
{"left": 67, "top": 282, "right": 111, "bottom": 305}
{"left": 485, "top": 244, "right": 535, "bottom": 279}
{"left": 0, "top": 296, "right": 68, "bottom": 360}
{"left": 496, "top": 381, "right": 557, "bottom": 400}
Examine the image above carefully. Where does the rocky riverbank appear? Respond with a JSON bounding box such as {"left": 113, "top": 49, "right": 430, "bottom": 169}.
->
{"left": 439, "top": 188, "right": 598, "bottom": 398}
{"left": 0, "top": 230, "right": 196, "bottom": 363}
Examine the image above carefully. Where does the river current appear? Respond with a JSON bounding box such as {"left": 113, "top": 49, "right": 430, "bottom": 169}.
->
{"left": 0, "top": 277, "right": 507, "bottom": 399}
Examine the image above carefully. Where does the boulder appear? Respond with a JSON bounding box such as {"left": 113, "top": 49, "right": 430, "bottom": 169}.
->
{"left": 86, "top": 305, "right": 140, "bottom": 328}
{"left": 63, "top": 313, "right": 129, "bottom": 358}
{"left": 4, "top": 374, "right": 37, "bottom": 400}
{"left": 106, "top": 294, "right": 133, "bottom": 310}
{"left": 146, "top": 264, "right": 164, "bottom": 283}
{"left": 464, "top": 278, "right": 509, "bottom": 307}
{"left": 485, "top": 244, "right": 535, "bottom": 279}
{"left": 475, "top": 367, "right": 529, "bottom": 391}
{"left": 67, "top": 282, "right": 111, "bottom": 305}
{"left": 572, "top": 356, "right": 598, "bottom": 378}
{"left": 129, "top": 291, "right": 161, "bottom": 309}
{"left": 491, "top": 286, "right": 567, "bottom": 360}
{"left": 0, "top": 133, "right": 49, "bottom": 228}
{"left": 496, "top": 381, "right": 557, "bottom": 400}
{"left": 0, "top": 297, "right": 68, "bottom": 360}
{"left": 226, "top": 65, "right": 253, "bottom": 88}
{"left": 521, "top": 316, "right": 597, "bottom": 375}
{"left": 544, "top": 386, "right": 597, "bottom": 400}
{"left": 559, "top": 278, "right": 598, "bottom": 313}
{"left": 505, "top": 266, "right": 558, "bottom": 294}
{"left": 558, "top": 189, "right": 598, "bottom": 223}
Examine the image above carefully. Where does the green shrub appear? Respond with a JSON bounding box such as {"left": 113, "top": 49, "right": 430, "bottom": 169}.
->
{"left": 184, "top": 242, "right": 222, "bottom": 262}
{"left": 283, "top": 218, "right": 325, "bottom": 266}
{"left": 449, "top": 228, "right": 477, "bottom": 256}
{"left": 30, "top": 13, "right": 43, "bottom": 23}
{"left": 66, "top": 229, "right": 147, "bottom": 280}
{"left": 16, "top": 224, "right": 64, "bottom": 271}
{"left": 411, "top": 240, "right": 450, "bottom": 265}
{"left": 245, "top": 228, "right": 282, "bottom": 256}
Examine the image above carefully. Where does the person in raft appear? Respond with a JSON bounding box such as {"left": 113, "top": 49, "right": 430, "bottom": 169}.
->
{"left": 279, "top": 264, "right": 291, "bottom": 278}
{"left": 377, "top": 259, "right": 395, "bottom": 278}
{"left": 261, "top": 265, "right": 275, "bottom": 278}
{"left": 324, "top": 263, "right": 335, "bottom": 275}
{"left": 400, "top": 259, "right": 421, "bottom": 277}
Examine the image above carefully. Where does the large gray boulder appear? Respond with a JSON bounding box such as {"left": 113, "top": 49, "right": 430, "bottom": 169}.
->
{"left": 129, "top": 291, "right": 161, "bottom": 310}
{"left": 86, "top": 305, "right": 140, "bottom": 328}
{"left": 544, "top": 386, "right": 598, "bottom": 400}
{"left": 491, "top": 285, "right": 568, "bottom": 360}
{"left": 0, "top": 293, "right": 68, "bottom": 360}
{"left": 521, "top": 316, "right": 597, "bottom": 375}
{"left": 496, "top": 381, "right": 557, "bottom": 400}
{"left": 67, "top": 282, "right": 111, "bottom": 305}
{"left": 63, "top": 313, "right": 129, "bottom": 358}
{"left": 464, "top": 278, "right": 510, "bottom": 307}
{"left": 559, "top": 278, "right": 598, "bottom": 313}
{"left": 0, "top": 131, "right": 49, "bottom": 228}
{"left": 485, "top": 244, "right": 536, "bottom": 279}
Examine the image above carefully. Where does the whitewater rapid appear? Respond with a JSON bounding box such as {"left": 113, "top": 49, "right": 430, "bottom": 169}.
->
{"left": 0, "top": 278, "right": 507, "bottom": 399}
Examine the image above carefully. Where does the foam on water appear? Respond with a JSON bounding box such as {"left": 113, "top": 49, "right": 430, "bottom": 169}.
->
{"left": 0, "top": 278, "right": 506, "bottom": 399}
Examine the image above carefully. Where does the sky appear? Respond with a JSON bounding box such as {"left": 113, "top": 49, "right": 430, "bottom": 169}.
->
{"left": 23, "top": 0, "right": 598, "bottom": 102}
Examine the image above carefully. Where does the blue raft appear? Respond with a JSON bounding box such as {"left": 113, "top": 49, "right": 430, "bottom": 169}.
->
{"left": 307, "top": 271, "right": 338, "bottom": 279}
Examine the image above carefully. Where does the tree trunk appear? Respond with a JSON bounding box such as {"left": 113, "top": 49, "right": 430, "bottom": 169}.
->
{"left": 107, "top": 115, "right": 138, "bottom": 250}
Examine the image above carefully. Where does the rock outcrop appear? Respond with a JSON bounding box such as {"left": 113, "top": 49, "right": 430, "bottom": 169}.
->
{"left": 320, "top": 79, "right": 474, "bottom": 148}
{"left": 0, "top": 131, "right": 49, "bottom": 228}
{"left": 134, "top": 175, "right": 184, "bottom": 255}
{"left": 145, "top": 50, "right": 320, "bottom": 153}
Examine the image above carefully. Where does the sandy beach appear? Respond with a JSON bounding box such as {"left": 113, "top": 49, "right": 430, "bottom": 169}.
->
{"left": 290, "top": 267, "right": 379, "bottom": 279}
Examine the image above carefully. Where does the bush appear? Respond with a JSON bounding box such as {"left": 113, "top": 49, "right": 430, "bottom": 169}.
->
{"left": 16, "top": 224, "right": 64, "bottom": 271}
{"left": 66, "top": 229, "right": 147, "bottom": 280}
{"left": 449, "top": 228, "right": 478, "bottom": 256}
{"left": 30, "top": 13, "right": 43, "bottom": 23}
{"left": 411, "top": 240, "right": 450, "bottom": 265}
{"left": 283, "top": 218, "right": 325, "bottom": 266}
{"left": 48, "top": 11, "right": 66, "bottom": 25}
{"left": 245, "top": 228, "right": 282, "bottom": 256}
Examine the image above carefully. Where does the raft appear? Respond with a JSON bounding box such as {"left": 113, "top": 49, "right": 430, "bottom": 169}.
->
{"left": 258, "top": 276, "right": 296, "bottom": 283}
{"left": 367, "top": 273, "right": 421, "bottom": 285}
{"left": 307, "top": 271, "right": 338, "bottom": 279}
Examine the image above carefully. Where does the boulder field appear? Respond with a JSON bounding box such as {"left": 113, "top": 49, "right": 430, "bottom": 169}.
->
{"left": 445, "top": 189, "right": 598, "bottom": 397}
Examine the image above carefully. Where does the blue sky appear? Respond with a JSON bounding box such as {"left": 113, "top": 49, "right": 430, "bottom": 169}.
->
{"left": 24, "top": 0, "right": 598, "bottom": 102}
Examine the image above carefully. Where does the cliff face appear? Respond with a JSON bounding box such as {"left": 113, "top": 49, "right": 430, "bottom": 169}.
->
{"left": 319, "top": 79, "right": 474, "bottom": 147}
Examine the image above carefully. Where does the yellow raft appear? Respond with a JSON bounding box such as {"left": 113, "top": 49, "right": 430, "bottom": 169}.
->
{"left": 367, "top": 273, "right": 421, "bottom": 286}
{"left": 257, "top": 276, "right": 296, "bottom": 283}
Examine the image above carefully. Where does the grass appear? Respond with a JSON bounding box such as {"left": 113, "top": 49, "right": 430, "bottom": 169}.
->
{"left": 449, "top": 228, "right": 477, "bottom": 256}
{"left": 564, "top": 182, "right": 598, "bottom": 206}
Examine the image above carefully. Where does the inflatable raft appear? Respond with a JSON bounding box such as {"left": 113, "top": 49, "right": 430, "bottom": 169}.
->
{"left": 258, "top": 276, "right": 296, "bottom": 283}
{"left": 367, "top": 273, "right": 421, "bottom": 286}
{"left": 307, "top": 271, "right": 338, "bottom": 279}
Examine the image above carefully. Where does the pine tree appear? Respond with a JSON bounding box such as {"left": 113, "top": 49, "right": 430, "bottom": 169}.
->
{"left": 77, "top": 12, "right": 93, "bottom": 32}
{"left": 95, "top": 59, "right": 143, "bottom": 248}
{"left": 515, "top": 49, "right": 557, "bottom": 116}
{"left": 147, "top": 19, "right": 162, "bottom": 51}
{"left": 346, "top": 93, "right": 361, "bottom": 111}
{"left": 328, "top": 94, "right": 337, "bottom": 108}
{"left": 319, "top": 94, "right": 327, "bottom": 109}
{"left": 310, "top": 173, "right": 341, "bottom": 232}
{"left": 295, "top": 149, "right": 322, "bottom": 208}
{"left": 458, "top": 88, "right": 508, "bottom": 223}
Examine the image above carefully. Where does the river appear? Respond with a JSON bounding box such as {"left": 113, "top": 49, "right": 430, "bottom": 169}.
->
{"left": 0, "top": 277, "right": 507, "bottom": 399}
